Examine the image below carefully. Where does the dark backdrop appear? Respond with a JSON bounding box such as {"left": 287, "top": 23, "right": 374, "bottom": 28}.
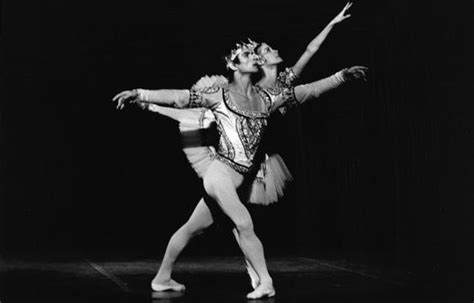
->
{"left": 2, "top": 0, "right": 472, "bottom": 292}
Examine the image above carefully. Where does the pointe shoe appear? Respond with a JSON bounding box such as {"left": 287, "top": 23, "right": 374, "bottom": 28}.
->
{"left": 246, "top": 282, "right": 275, "bottom": 299}
{"left": 246, "top": 265, "right": 260, "bottom": 289}
{"left": 151, "top": 279, "right": 186, "bottom": 292}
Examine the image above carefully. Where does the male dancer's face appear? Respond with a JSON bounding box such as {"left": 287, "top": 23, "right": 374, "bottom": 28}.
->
{"left": 233, "top": 49, "right": 260, "bottom": 74}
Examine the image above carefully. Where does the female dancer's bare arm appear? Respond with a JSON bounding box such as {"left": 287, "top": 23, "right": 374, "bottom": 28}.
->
{"left": 294, "top": 65, "right": 367, "bottom": 104}
{"left": 292, "top": 2, "right": 353, "bottom": 77}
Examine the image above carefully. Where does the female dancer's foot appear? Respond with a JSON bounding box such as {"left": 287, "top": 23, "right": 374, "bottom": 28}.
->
{"left": 246, "top": 282, "right": 275, "bottom": 299}
{"left": 151, "top": 277, "right": 185, "bottom": 292}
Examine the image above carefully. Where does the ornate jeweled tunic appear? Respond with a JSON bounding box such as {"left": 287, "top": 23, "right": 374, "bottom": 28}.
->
{"left": 186, "top": 85, "right": 273, "bottom": 173}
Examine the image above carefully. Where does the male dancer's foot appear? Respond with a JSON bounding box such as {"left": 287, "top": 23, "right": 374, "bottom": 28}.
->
{"left": 151, "top": 276, "right": 185, "bottom": 292}
{"left": 246, "top": 281, "right": 275, "bottom": 299}
{"left": 246, "top": 262, "right": 260, "bottom": 289}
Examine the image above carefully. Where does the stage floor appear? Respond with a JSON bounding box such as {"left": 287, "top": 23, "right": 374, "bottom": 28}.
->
{"left": 0, "top": 256, "right": 447, "bottom": 302}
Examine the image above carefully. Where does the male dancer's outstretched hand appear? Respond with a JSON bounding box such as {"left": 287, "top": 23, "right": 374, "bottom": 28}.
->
{"left": 342, "top": 66, "right": 368, "bottom": 82}
{"left": 112, "top": 89, "right": 140, "bottom": 110}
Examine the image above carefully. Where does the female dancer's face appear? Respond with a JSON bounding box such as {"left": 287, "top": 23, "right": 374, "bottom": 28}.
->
{"left": 257, "top": 43, "right": 283, "bottom": 66}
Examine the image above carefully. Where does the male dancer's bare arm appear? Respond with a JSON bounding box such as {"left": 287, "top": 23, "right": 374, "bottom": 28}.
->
{"left": 112, "top": 88, "right": 191, "bottom": 109}
{"left": 292, "top": 2, "right": 352, "bottom": 77}
{"left": 136, "top": 89, "right": 191, "bottom": 108}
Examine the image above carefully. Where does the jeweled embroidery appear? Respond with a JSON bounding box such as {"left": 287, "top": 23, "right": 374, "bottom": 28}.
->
{"left": 189, "top": 86, "right": 221, "bottom": 108}
{"left": 277, "top": 67, "right": 298, "bottom": 88}
{"left": 236, "top": 116, "right": 267, "bottom": 159}
{"left": 222, "top": 87, "right": 270, "bottom": 119}
{"left": 215, "top": 118, "right": 235, "bottom": 161}
{"left": 200, "top": 86, "right": 220, "bottom": 94}
{"left": 282, "top": 86, "right": 297, "bottom": 108}
{"left": 189, "top": 88, "right": 203, "bottom": 108}
{"left": 214, "top": 153, "right": 250, "bottom": 174}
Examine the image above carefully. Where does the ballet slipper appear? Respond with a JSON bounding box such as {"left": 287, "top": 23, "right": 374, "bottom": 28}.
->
{"left": 151, "top": 278, "right": 186, "bottom": 292}
{"left": 246, "top": 282, "right": 275, "bottom": 299}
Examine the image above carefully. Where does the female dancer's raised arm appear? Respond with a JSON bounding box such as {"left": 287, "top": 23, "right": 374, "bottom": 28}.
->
{"left": 292, "top": 2, "right": 353, "bottom": 77}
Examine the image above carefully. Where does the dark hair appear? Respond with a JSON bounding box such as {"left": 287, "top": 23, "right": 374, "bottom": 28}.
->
{"left": 224, "top": 55, "right": 241, "bottom": 68}
{"left": 223, "top": 55, "right": 241, "bottom": 79}
{"left": 255, "top": 42, "right": 264, "bottom": 56}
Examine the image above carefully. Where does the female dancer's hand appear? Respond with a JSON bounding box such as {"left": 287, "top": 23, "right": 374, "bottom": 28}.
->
{"left": 342, "top": 66, "right": 368, "bottom": 82}
{"left": 112, "top": 89, "right": 139, "bottom": 110}
{"left": 330, "top": 2, "right": 352, "bottom": 25}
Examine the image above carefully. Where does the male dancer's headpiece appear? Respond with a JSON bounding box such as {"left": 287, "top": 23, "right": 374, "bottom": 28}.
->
{"left": 225, "top": 38, "right": 260, "bottom": 70}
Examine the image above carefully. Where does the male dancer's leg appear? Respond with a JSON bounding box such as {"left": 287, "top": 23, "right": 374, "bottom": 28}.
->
{"left": 151, "top": 198, "right": 213, "bottom": 291}
{"left": 203, "top": 161, "right": 275, "bottom": 299}
{"left": 233, "top": 228, "right": 260, "bottom": 289}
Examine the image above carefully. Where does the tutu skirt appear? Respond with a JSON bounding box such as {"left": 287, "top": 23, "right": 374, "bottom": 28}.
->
{"left": 147, "top": 104, "right": 292, "bottom": 205}
{"left": 249, "top": 153, "right": 293, "bottom": 205}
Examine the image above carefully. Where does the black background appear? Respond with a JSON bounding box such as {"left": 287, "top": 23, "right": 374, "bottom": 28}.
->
{"left": 2, "top": 0, "right": 472, "bottom": 293}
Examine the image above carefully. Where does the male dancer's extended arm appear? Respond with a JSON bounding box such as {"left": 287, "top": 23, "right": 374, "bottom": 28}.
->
{"left": 112, "top": 88, "right": 191, "bottom": 109}
{"left": 136, "top": 89, "right": 191, "bottom": 108}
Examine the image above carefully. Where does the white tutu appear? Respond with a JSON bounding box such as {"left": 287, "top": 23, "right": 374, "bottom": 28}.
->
{"left": 249, "top": 154, "right": 293, "bottom": 205}
{"left": 146, "top": 75, "right": 293, "bottom": 205}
